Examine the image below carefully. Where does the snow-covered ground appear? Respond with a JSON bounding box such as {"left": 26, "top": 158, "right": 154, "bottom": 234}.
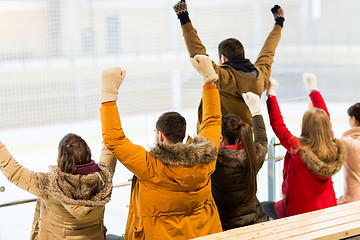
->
{"left": 0, "top": 100, "right": 353, "bottom": 239}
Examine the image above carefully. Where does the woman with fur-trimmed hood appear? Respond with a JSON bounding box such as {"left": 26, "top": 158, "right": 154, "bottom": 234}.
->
{"left": 264, "top": 73, "right": 346, "bottom": 219}
{"left": 100, "top": 55, "right": 222, "bottom": 239}
{"left": 211, "top": 92, "right": 268, "bottom": 230}
{"left": 0, "top": 133, "right": 116, "bottom": 239}
{"left": 338, "top": 103, "right": 360, "bottom": 205}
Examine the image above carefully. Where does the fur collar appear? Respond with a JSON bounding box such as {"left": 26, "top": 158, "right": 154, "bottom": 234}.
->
{"left": 217, "top": 143, "right": 267, "bottom": 168}
{"left": 33, "top": 163, "right": 113, "bottom": 207}
{"left": 342, "top": 127, "right": 360, "bottom": 138}
{"left": 150, "top": 136, "right": 217, "bottom": 166}
{"left": 300, "top": 139, "right": 346, "bottom": 178}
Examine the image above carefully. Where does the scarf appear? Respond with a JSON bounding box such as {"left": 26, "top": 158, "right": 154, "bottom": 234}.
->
{"left": 76, "top": 160, "right": 99, "bottom": 175}
{"left": 221, "top": 142, "right": 243, "bottom": 150}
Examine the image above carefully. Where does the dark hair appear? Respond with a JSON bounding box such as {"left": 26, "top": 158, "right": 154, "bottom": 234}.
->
{"left": 348, "top": 103, "right": 360, "bottom": 125}
{"left": 218, "top": 38, "right": 245, "bottom": 61}
{"left": 156, "top": 112, "right": 186, "bottom": 144}
{"left": 57, "top": 133, "right": 92, "bottom": 174}
{"left": 221, "top": 114, "right": 257, "bottom": 203}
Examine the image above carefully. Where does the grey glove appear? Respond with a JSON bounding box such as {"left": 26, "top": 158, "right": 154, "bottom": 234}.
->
{"left": 242, "top": 92, "right": 261, "bottom": 116}
{"left": 271, "top": 5, "right": 285, "bottom": 27}
{"left": 190, "top": 55, "right": 218, "bottom": 85}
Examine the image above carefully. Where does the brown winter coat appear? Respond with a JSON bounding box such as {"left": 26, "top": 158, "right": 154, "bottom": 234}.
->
{"left": 338, "top": 127, "right": 360, "bottom": 204}
{"left": 181, "top": 22, "right": 282, "bottom": 127}
{"left": 0, "top": 143, "right": 116, "bottom": 240}
{"left": 100, "top": 84, "right": 222, "bottom": 240}
{"left": 211, "top": 115, "right": 268, "bottom": 230}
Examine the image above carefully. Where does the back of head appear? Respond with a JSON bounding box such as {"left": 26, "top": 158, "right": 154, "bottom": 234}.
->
{"left": 156, "top": 111, "right": 186, "bottom": 144}
{"left": 221, "top": 114, "right": 257, "bottom": 203}
{"left": 300, "top": 108, "right": 337, "bottom": 160}
{"left": 348, "top": 103, "right": 360, "bottom": 126}
{"left": 57, "top": 133, "right": 92, "bottom": 174}
{"left": 218, "top": 38, "right": 245, "bottom": 61}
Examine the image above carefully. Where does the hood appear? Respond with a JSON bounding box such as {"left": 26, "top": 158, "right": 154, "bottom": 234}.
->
{"left": 150, "top": 136, "right": 217, "bottom": 166}
{"left": 34, "top": 163, "right": 113, "bottom": 211}
{"left": 223, "top": 59, "right": 258, "bottom": 77}
{"left": 300, "top": 139, "right": 346, "bottom": 178}
{"left": 217, "top": 143, "right": 267, "bottom": 168}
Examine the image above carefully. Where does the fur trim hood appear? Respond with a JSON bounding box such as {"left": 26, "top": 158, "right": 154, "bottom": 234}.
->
{"left": 300, "top": 139, "right": 346, "bottom": 178}
{"left": 150, "top": 136, "right": 217, "bottom": 166}
{"left": 217, "top": 143, "right": 267, "bottom": 168}
{"left": 33, "top": 162, "right": 113, "bottom": 207}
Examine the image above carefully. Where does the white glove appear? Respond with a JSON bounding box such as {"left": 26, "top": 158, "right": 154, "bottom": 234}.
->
{"left": 266, "top": 78, "right": 279, "bottom": 96}
{"left": 190, "top": 55, "right": 218, "bottom": 85}
{"left": 101, "top": 67, "right": 126, "bottom": 103}
{"left": 303, "top": 72, "right": 317, "bottom": 92}
{"left": 242, "top": 92, "right": 261, "bottom": 116}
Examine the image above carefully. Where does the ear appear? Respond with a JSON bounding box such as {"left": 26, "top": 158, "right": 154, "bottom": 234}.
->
{"left": 220, "top": 54, "right": 228, "bottom": 64}
{"left": 220, "top": 135, "right": 227, "bottom": 147}
{"left": 158, "top": 131, "right": 166, "bottom": 143}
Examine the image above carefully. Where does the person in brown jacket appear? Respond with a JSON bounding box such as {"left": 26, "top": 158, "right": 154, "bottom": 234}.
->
{"left": 100, "top": 55, "right": 222, "bottom": 239}
{"left": 211, "top": 92, "right": 268, "bottom": 230}
{"left": 0, "top": 133, "right": 116, "bottom": 240}
{"left": 173, "top": 0, "right": 284, "bottom": 127}
{"left": 338, "top": 103, "right": 360, "bottom": 205}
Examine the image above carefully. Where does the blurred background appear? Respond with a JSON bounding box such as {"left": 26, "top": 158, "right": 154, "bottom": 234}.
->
{"left": 0, "top": 0, "right": 359, "bottom": 238}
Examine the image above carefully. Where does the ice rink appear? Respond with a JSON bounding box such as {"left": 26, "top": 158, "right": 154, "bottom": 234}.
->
{"left": 0, "top": 100, "right": 353, "bottom": 239}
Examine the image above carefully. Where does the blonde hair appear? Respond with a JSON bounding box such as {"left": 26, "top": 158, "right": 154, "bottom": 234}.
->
{"left": 296, "top": 108, "right": 338, "bottom": 162}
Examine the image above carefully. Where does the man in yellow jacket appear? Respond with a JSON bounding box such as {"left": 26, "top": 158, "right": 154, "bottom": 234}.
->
{"left": 173, "top": 1, "right": 284, "bottom": 128}
{"left": 100, "top": 55, "right": 222, "bottom": 239}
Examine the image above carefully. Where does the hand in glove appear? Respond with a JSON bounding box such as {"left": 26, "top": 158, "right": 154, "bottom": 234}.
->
{"left": 190, "top": 55, "right": 218, "bottom": 85}
{"left": 242, "top": 92, "right": 261, "bottom": 116}
{"left": 101, "top": 67, "right": 126, "bottom": 103}
{"left": 303, "top": 72, "right": 317, "bottom": 92}
{"left": 267, "top": 78, "right": 279, "bottom": 96}
{"left": 271, "top": 5, "right": 285, "bottom": 27}
{"left": 173, "top": 0, "right": 190, "bottom": 25}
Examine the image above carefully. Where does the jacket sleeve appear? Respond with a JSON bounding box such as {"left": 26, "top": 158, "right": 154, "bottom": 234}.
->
{"left": 252, "top": 115, "right": 268, "bottom": 170}
{"left": 181, "top": 22, "right": 230, "bottom": 82}
{"left": 254, "top": 25, "right": 282, "bottom": 91}
{"left": 309, "top": 91, "right": 333, "bottom": 137}
{"left": 0, "top": 142, "right": 39, "bottom": 196}
{"left": 30, "top": 198, "right": 41, "bottom": 240}
{"left": 99, "top": 143, "right": 117, "bottom": 175}
{"left": 266, "top": 96, "right": 301, "bottom": 153}
{"left": 197, "top": 84, "right": 222, "bottom": 150}
{"left": 100, "top": 102, "right": 157, "bottom": 181}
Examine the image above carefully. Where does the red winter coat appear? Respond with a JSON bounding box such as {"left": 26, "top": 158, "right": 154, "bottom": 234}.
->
{"left": 266, "top": 91, "right": 346, "bottom": 218}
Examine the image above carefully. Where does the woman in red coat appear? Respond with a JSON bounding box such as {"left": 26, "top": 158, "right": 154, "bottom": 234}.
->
{"left": 263, "top": 73, "right": 346, "bottom": 219}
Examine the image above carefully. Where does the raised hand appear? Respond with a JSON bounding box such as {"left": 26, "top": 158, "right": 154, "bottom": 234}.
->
{"left": 101, "top": 67, "right": 126, "bottom": 103}
{"left": 190, "top": 55, "right": 218, "bottom": 85}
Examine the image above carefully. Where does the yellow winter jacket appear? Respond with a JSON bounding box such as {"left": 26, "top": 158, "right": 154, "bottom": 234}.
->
{"left": 100, "top": 84, "right": 222, "bottom": 239}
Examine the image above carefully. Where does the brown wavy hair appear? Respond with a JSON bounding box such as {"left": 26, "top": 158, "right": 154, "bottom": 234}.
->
{"left": 222, "top": 114, "right": 257, "bottom": 203}
{"left": 57, "top": 133, "right": 92, "bottom": 174}
{"left": 296, "top": 108, "right": 338, "bottom": 162}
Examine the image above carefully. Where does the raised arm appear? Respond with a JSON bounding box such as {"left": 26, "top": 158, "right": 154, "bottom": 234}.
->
{"left": 99, "top": 143, "right": 117, "bottom": 174}
{"left": 190, "top": 55, "right": 221, "bottom": 149}
{"left": 303, "top": 72, "right": 333, "bottom": 136}
{"left": 0, "top": 142, "right": 39, "bottom": 196}
{"left": 243, "top": 92, "right": 268, "bottom": 169}
{"left": 100, "top": 68, "right": 157, "bottom": 181}
{"left": 254, "top": 5, "right": 284, "bottom": 92}
{"left": 173, "top": 0, "right": 228, "bottom": 79}
{"left": 266, "top": 79, "right": 301, "bottom": 152}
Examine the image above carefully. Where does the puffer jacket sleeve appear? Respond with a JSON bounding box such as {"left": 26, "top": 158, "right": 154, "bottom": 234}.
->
{"left": 30, "top": 198, "right": 41, "bottom": 240}
{"left": 309, "top": 90, "right": 333, "bottom": 137}
{"left": 197, "top": 84, "right": 222, "bottom": 150}
{"left": 254, "top": 25, "right": 282, "bottom": 91}
{"left": 99, "top": 143, "right": 117, "bottom": 174}
{"left": 0, "top": 141, "right": 39, "bottom": 196}
{"left": 100, "top": 102, "right": 157, "bottom": 181}
{"left": 252, "top": 115, "right": 268, "bottom": 171}
{"left": 266, "top": 96, "right": 301, "bottom": 154}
